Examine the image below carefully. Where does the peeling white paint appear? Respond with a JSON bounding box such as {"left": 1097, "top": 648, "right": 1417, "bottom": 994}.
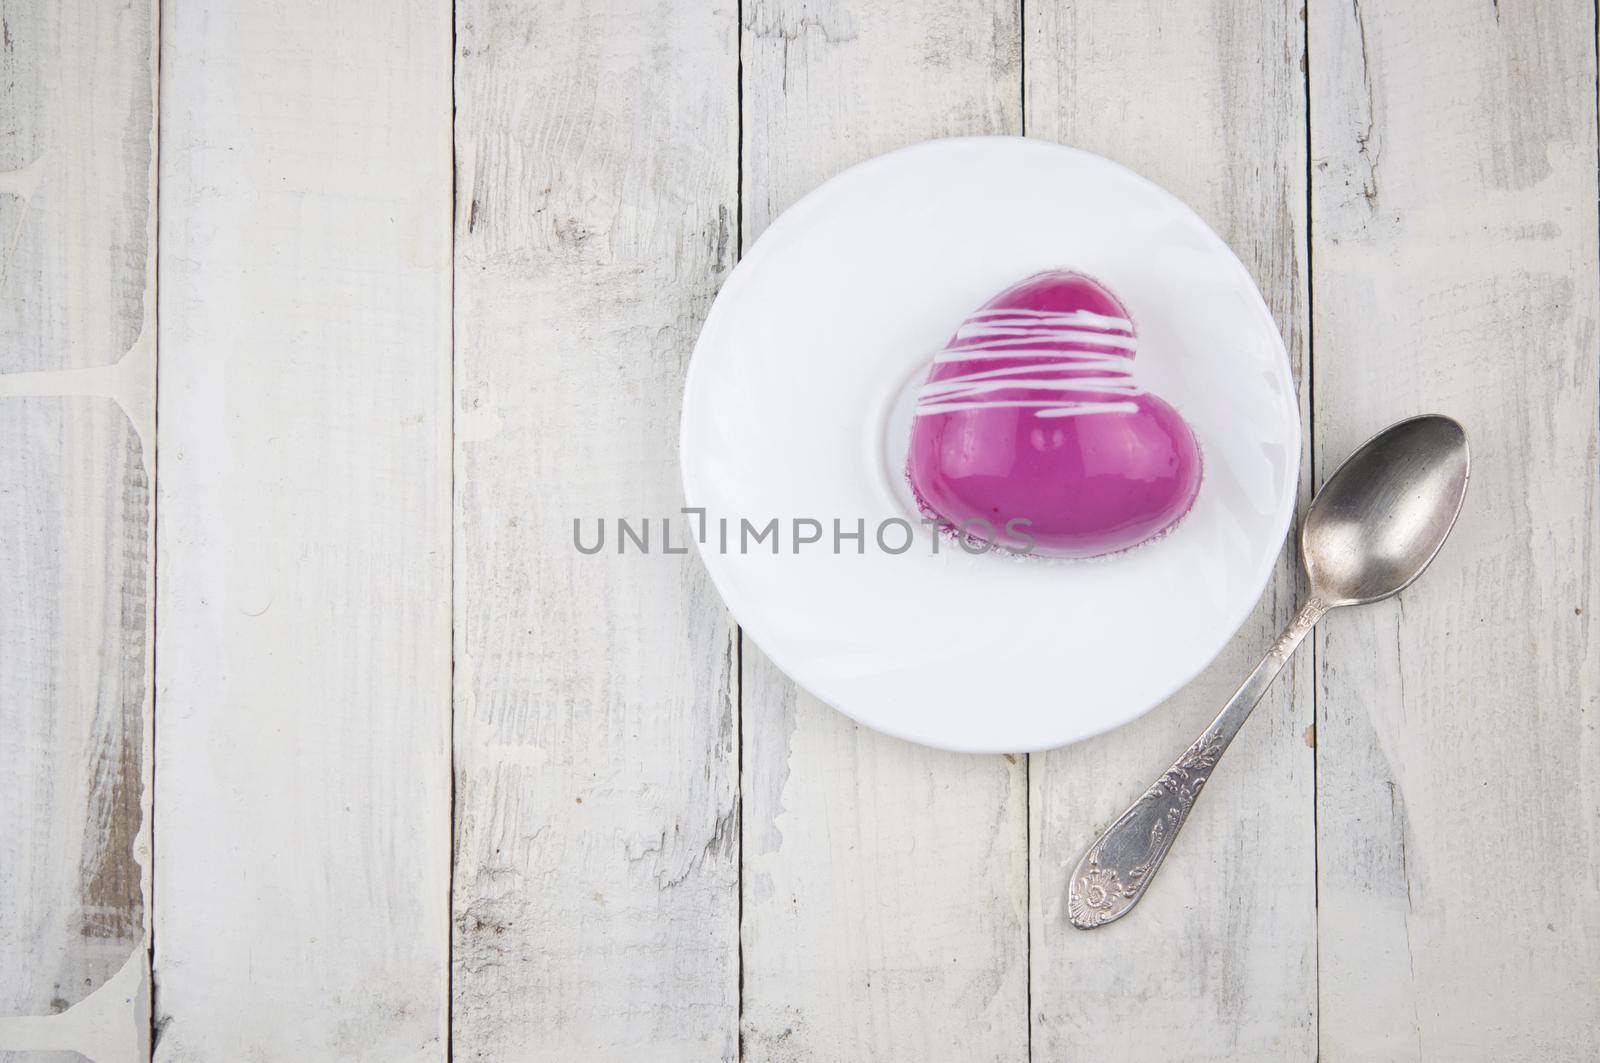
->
{"left": 1, "top": 2, "right": 157, "bottom": 1058}
{"left": 0, "top": 945, "right": 149, "bottom": 1063}
{"left": 151, "top": 1, "right": 453, "bottom": 1058}
{"left": 0, "top": 330, "right": 157, "bottom": 471}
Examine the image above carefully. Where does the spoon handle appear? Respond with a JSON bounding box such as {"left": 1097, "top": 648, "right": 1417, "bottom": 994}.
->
{"left": 1066, "top": 596, "right": 1328, "bottom": 929}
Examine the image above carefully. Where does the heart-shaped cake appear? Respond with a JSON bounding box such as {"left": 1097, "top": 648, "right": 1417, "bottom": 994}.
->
{"left": 906, "top": 270, "right": 1202, "bottom": 558}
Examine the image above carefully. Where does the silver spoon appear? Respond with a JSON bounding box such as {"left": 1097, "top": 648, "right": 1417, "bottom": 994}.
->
{"left": 1067, "top": 414, "right": 1470, "bottom": 930}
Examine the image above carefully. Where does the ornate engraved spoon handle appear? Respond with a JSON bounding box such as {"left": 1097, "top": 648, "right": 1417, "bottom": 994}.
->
{"left": 1067, "top": 597, "right": 1328, "bottom": 929}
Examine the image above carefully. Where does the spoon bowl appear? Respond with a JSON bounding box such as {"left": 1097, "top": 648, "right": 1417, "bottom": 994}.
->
{"left": 1302, "top": 415, "right": 1471, "bottom": 606}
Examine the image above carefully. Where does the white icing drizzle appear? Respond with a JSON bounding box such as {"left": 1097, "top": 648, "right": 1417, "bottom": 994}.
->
{"left": 920, "top": 361, "right": 1132, "bottom": 386}
{"left": 916, "top": 399, "right": 1142, "bottom": 417}
{"left": 920, "top": 374, "right": 1138, "bottom": 400}
{"left": 915, "top": 307, "right": 1143, "bottom": 419}
{"left": 952, "top": 326, "right": 1137, "bottom": 348}
{"left": 963, "top": 308, "right": 1133, "bottom": 330}
{"left": 930, "top": 348, "right": 1133, "bottom": 366}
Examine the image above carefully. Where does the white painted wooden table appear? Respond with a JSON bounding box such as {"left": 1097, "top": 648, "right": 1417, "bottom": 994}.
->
{"left": 2, "top": 1, "right": 1597, "bottom": 1060}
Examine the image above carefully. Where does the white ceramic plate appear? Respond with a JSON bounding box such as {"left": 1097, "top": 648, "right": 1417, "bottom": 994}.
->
{"left": 680, "top": 137, "right": 1299, "bottom": 753}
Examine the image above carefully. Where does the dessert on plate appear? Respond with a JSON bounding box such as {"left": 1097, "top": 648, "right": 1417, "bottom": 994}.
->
{"left": 906, "top": 270, "right": 1202, "bottom": 558}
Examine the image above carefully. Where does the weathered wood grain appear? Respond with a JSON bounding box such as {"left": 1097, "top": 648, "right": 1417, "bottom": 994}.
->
{"left": 450, "top": 1, "right": 739, "bottom": 1059}
{"left": 1309, "top": 1, "right": 1600, "bottom": 1058}
{"left": 0, "top": 2, "right": 157, "bottom": 1060}
{"left": 738, "top": 4, "right": 1030, "bottom": 1061}
{"left": 152, "top": 2, "right": 453, "bottom": 1059}
{"left": 1025, "top": 2, "right": 1317, "bottom": 1058}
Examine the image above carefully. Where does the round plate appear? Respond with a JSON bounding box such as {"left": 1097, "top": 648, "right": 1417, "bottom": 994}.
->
{"left": 680, "top": 137, "right": 1299, "bottom": 752}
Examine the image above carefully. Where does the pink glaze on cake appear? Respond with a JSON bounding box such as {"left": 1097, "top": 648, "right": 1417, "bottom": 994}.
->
{"left": 906, "top": 270, "right": 1202, "bottom": 558}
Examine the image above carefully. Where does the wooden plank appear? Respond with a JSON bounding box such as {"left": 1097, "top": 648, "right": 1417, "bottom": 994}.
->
{"left": 449, "top": 2, "right": 739, "bottom": 1059}
{"left": 737, "top": 5, "right": 1030, "bottom": 1061}
{"left": 151, "top": 2, "right": 453, "bottom": 1059}
{"left": 1024, "top": 2, "right": 1317, "bottom": 1058}
{"left": 0, "top": 1, "right": 157, "bottom": 1060}
{"left": 1309, "top": 1, "right": 1600, "bottom": 1057}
